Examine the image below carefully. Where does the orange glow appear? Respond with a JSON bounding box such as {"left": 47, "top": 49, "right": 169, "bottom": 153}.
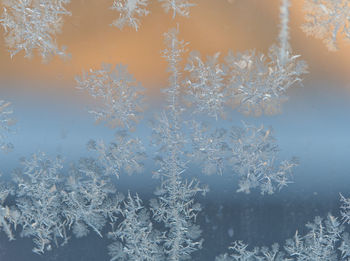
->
{"left": 1, "top": 0, "right": 350, "bottom": 97}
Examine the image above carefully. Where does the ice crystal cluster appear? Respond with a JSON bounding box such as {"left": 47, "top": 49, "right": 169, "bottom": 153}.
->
{"left": 1, "top": 0, "right": 350, "bottom": 260}
{"left": 184, "top": 0, "right": 307, "bottom": 117}
{"left": 13, "top": 152, "right": 67, "bottom": 254}
{"left": 0, "top": 100, "right": 15, "bottom": 152}
{"left": 0, "top": 0, "right": 71, "bottom": 61}
{"left": 149, "top": 28, "right": 208, "bottom": 260}
{"left": 111, "top": 0, "right": 195, "bottom": 30}
{"left": 302, "top": 0, "right": 350, "bottom": 51}
{"left": 76, "top": 63, "right": 144, "bottom": 129}
{"left": 111, "top": 0, "right": 150, "bottom": 31}
{"left": 61, "top": 158, "right": 122, "bottom": 239}
{"left": 216, "top": 214, "right": 348, "bottom": 261}
{"left": 108, "top": 192, "right": 163, "bottom": 261}
{"left": 87, "top": 131, "right": 145, "bottom": 178}
{"left": 229, "top": 123, "right": 297, "bottom": 195}
{"left": 158, "top": 0, "right": 195, "bottom": 18}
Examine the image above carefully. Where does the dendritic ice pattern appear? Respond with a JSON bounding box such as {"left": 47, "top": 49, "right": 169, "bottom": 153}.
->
{"left": 108, "top": 192, "right": 163, "bottom": 261}
{"left": 76, "top": 63, "right": 144, "bottom": 130}
{"left": 216, "top": 214, "right": 349, "bottom": 260}
{"left": 302, "top": 0, "right": 350, "bottom": 51}
{"left": 1, "top": 0, "right": 350, "bottom": 260}
{"left": 185, "top": 52, "right": 227, "bottom": 120}
{"left": 0, "top": 100, "right": 15, "bottom": 152}
{"left": 225, "top": 47, "right": 308, "bottom": 116}
{"left": 158, "top": 0, "right": 195, "bottom": 18}
{"left": 87, "top": 131, "right": 146, "bottom": 178}
{"left": 111, "top": 0, "right": 150, "bottom": 31}
{"left": 229, "top": 123, "right": 298, "bottom": 195}
{"left": 0, "top": 0, "right": 71, "bottom": 61}
{"left": 62, "top": 158, "right": 123, "bottom": 239}
{"left": 13, "top": 152, "right": 67, "bottom": 254}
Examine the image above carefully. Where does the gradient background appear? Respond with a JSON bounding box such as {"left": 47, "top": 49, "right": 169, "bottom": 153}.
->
{"left": 1, "top": 0, "right": 350, "bottom": 260}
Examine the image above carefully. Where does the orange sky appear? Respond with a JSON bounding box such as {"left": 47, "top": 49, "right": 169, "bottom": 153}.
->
{"left": 1, "top": 0, "right": 350, "bottom": 97}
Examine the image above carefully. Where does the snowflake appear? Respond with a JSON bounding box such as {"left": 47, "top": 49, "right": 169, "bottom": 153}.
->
{"left": 229, "top": 123, "right": 297, "bottom": 195}
{"left": 148, "top": 28, "right": 208, "bottom": 260}
{"left": 62, "top": 158, "right": 122, "bottom": 239}
{"left": 76, "top": 63, "right": 144, "bottom": 129}
{"left": 87, "top": 130, "right": 145, "bottom": 178}
{"left": 111, "top": 0, "right": 149, "bottom": 31}
{"left": 225, "top": 0, "right": 307, "bottom": 116}
{"left": 151, "top": 113, "right": 208, "bottom": 260}
{"left": 13, "top": 152, "right": 68, "bottom": 254}
{"left": 0, "top": 0, "right": 71, "bottom": 61}
{"left": 216, "top": 241, "right": 284, "bottom": 261}
{"left": 340, "top": 193, "right": 350, "bottom": 224}
{"left": 158, "top": 0, "right": 195, "bottom": 18}
{"left": 0, "top": 100, "right": 15, "bottom": 152}
{"left": 284, "top": 214, "right": 343, "bottom": 260}
{"left": 225, "top": 46, "right": 307, "bottom": 116}
{"left": 0, "top": 183, "right": 19, "bottom": 241}
{"left": 108, "top": 192, "right": 163, "bottom": 261}
{"left": 185, "top": 52, "right": 227, "bottom": 120}
{"left": 190, "top": 121, "right": 228, "bottom": 176}
{"left": 302, "top": 0, "right": 350, "bottom": 51}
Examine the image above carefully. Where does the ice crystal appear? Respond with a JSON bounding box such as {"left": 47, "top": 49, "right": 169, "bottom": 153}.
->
{"left": 76, "top": 63, "right": 144, "bottom": 129}
{"left": 340, "top": 193, "right": 350, "bottom": 224}
{"left": 216, "top": 241, "right": 284, "bottom": 261}
{"left": 302, "top": 0, "right": 350, "bottom": 51}
{"left": 229, "top": 123, "right": 297, "bottom": 195}
{"left": 225, "top": 0, "right": 307, "bottom": 116}
{"left": 284, "top": 214, "right": 343, "bottom": 260}
{"left": 218, "top": 215, "right": 345, "bottom": 260}
{"left": 150, "top": 28, "right": 208, "bottom": 260}
{"left": 0, "top": 100, "right": 15, "bottom": 152}
{"left": 87, "top": 130, "right": 145, "bottom": 178}
{"left": 161, "top": 27, "right": 187, "bottom": 118}
{"left": 190, "top": 121, "right": 228, "bottom": 176}
{"left": 159, "top": 0, "right": 195, "bottom": 18}
{"left": 108, "top": 192, "right": 163, "bottom": 261}
{"left": 13, "top": 152, "right": 67, "bottom": 254}
{"left": 225, "top": 46, "right": 307, "bottom": 116}
{"left": 0, "top": 184, "right": 19, "bottom": 241}
{"left": 339, "top": 232, "right": 350, "bottom": 260}
{"left": 111, "top": 0, "right": 149, "bottom": 31}
{"left": 185, "top": 52, "right": 227, "bottom": 120}
{"left": 62, "top": 158, "right": 122, "bottom": 239}
{"left": 0, "top": 0, "right": 71, "bottom": 61}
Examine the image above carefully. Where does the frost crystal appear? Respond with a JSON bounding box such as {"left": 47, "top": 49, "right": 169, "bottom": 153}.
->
{"left": 13, "top": 152, "right": 67, "bottom": 254}
{"left": 0, "top": 184, "right": 19, "bottom": 241}
{"left": 339, "top": 232, "right": 350, "bottom": 260}
{"left": 87, "top": 131, "right": 145, "bottom": 178}
{"left": 0, "top": 0, "right": 71, "bottom": 61}
{"left": 340, "top": 193, "right": 350, "bottom": 224}
{"left": 218, "top": 215, "right": 345, "bottom": 260}
{"left": 108, "top": 192, "right": 163, "bottom": 261}
{"left": 225, "top": 0, "right": 307, "bottom": 116}
{"left": 111, "top": 0, "right": 149, "bottom": 31}
{"left": 0, "top": 100, "right": 15, "bottom": 152}
{"left": 62, "top": 158, "right": 122, "bottom": 239}
{"left": 225, "top": 47, "right": 307, "bottom": 116}
{"left": 185, "top": 52, "right": 227, "bottom": 120}
{"left": 150, "top": 28, "right": 208, "bottom": 260}
{"left": 284, "top": 214, "right": 343, "bottom": 260}
{"left": 190, "top": 121, "right": 228, "bottom": 176}
{"left": 229, "top": 123, "right": 297, "bottom": 195}
{"left": 158, "top": 0, "right": 195, "bottom": 18}
{"left": 216, "top": 241, "right": 283, "bottom": 261}
{"left": 302, "top": 0, "right": 350, "bottom": 51}
{"left": 76, "top": 63, "right": 144, "bottom": 129}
